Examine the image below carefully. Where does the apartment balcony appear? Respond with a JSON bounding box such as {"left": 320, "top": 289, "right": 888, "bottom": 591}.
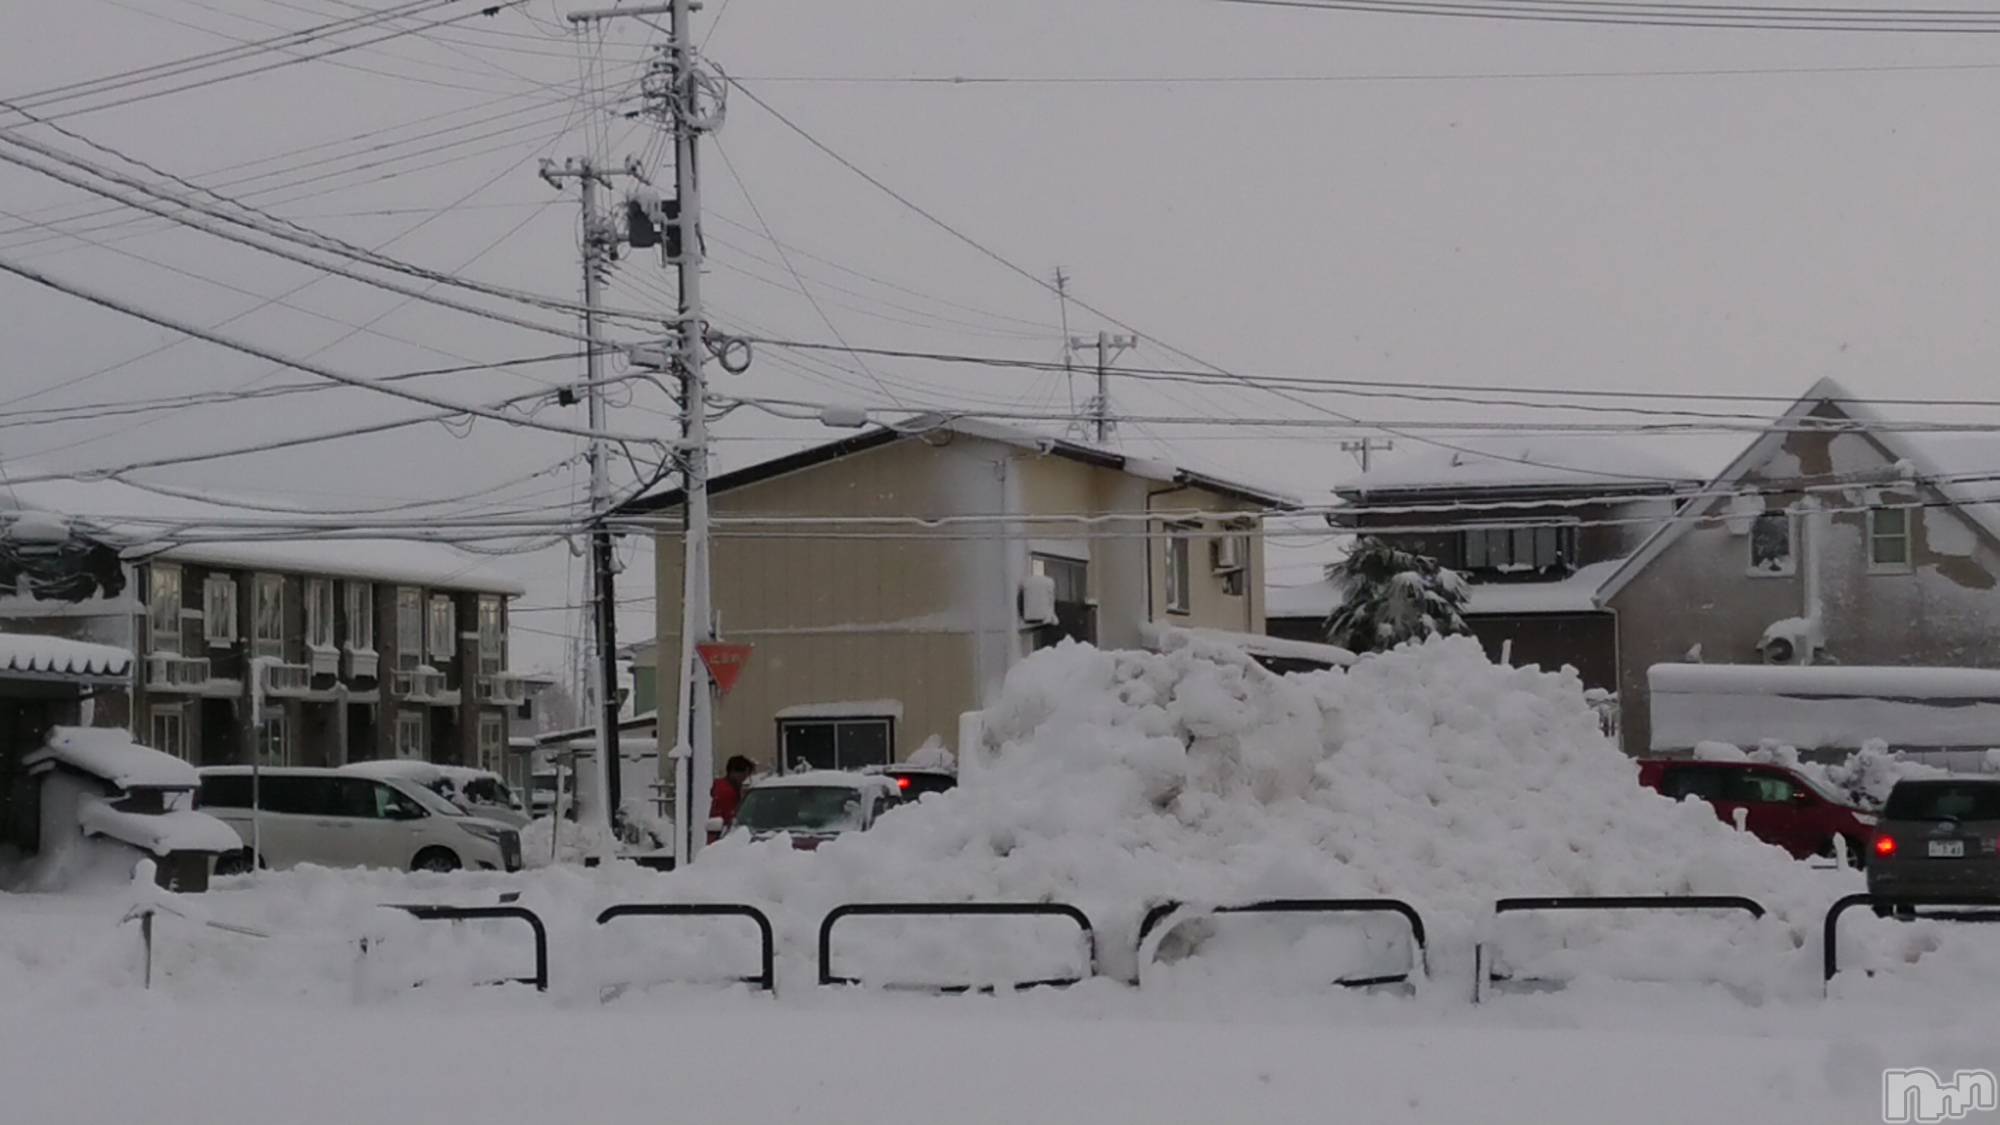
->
{"left": 343, "top": 646, "right": 378, "bottom": 681}
{"left": 394, "top": 665, "right": 449, "bottom": 702}
{"left": 146, "top": 652, "right": 212, "bottom": 691}
{"left": 259, "top": 661, "right": 312, "bottom": 698}
{"left": 477, "top": 671, "right": 528, "bottom": 707}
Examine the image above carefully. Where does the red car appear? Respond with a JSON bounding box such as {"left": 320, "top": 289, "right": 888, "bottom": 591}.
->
{"left": 1638, "top": 758, "right": 1878, "bottom": 864}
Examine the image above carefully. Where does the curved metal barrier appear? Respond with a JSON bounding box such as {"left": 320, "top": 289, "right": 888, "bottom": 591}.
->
{"left": 817, "top": 902, "right": 1097, "bottom": 991}
{"left": 1476, "top": 895, "right": 1767, "bottom": 1002}
{"left": 1823, "top": 892, "right": 2000, "bottom": 994}
{"left": 595, "top": 903, "right": 776, "bottom": 992}
{"left": 1134, "top": 898, "right": 1429, "bottom": 988}
{"left": 385, "top": 903, "right": 549, "bottom": 992}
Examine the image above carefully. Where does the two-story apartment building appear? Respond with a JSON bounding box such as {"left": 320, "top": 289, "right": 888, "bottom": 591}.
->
{"left": 0, "top": 478, "right": 527, "bottom": 773}
{"left": 623, "top": 418, "right": 1294, "bottom": 775}
{"left": 1268, "top": 439, "right": 1701, "bottom": 689}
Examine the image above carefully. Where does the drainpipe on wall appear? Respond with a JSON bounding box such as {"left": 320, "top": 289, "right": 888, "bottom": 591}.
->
{"left": 1800, "top": 496, "right": 1826, "bottom": 664}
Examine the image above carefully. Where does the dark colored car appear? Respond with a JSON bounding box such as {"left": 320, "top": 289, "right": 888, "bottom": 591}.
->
{"left": 1868, "top": 778, "right": 2000, "bottom": 907}
{"left": 1638, "top": 759, "right": 1877, "bottom": 864}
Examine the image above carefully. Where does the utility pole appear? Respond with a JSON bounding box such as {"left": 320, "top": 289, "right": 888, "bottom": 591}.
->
{"left": 573, "top": 0, "right": 725, "bottom": 864}
{"left": 1056, "top": 282, "right": 1134, "bottom": 444}
{"left": 537, "top": 154, "right": 625, "bottom": 837}
{"left": 1340, "top": 438, "right": 1394, "bottom": 473}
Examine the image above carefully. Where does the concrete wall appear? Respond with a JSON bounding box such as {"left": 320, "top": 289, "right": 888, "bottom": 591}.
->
{"left": 1610, "top": 422, "right": 2000, "bottom": 753}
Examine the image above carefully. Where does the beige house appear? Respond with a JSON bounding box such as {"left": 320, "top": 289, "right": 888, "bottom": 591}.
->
{"left": 626, "top": 419, "right": 1293, "bottom": 774}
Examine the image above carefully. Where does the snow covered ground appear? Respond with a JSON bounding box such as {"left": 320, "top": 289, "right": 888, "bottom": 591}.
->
{"left": 7, "top": 636, "right": 2000, "bottom": 1122}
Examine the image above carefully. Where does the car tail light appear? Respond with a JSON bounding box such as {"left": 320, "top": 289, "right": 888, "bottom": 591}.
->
{"left": 896, "top": 777, "right": 910, "bottom": 790}
{"left": 1874, "top": 835, "right": 1897, "bottom": 858}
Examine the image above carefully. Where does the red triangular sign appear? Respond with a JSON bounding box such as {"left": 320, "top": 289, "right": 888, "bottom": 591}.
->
{"left": 696, "top": 642, "right": 754, "bottom": 699}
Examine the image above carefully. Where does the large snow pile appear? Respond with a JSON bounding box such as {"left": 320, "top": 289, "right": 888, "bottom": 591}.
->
{"left": 4, "top": 636, "right": 1895, "bottom": 1000}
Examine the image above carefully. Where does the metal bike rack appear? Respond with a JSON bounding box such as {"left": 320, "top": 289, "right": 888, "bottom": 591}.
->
{"left": 384, "top": 904, "right": 549, "bottom": 992}
{"left": 1134, "top": 898, "right": 1429, "bottom": 988}
{"left": 1476, "top": 895, "right": 1767, "bottom": 1002}
{"left": 817, "top": 901, "right": 1097, "bottom": 991}
{"left": 1823, "top": 892, "right": 2000, "bottom": 994}
{"left": 595, "top": 903, "right": 776, "bottom": 992}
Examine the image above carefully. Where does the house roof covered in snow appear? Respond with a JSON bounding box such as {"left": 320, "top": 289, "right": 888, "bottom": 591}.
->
{"left": 0, "top": 633, "right": 131, "bottom": 680}
{"left": 0, "top": 476, "right": 524, "bottom": 595}
{"left": 1336, "top": 437, "right": 1705, "bottom": 497}
{"left": 620, "top": 416, "right": 1298, "bottom": 513}
{"left": 1596, "top": 377, "right": 2000, "bottom": 603}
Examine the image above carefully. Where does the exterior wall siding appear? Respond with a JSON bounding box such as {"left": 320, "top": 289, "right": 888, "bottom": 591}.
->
{"left": 1610, "top": 423, "right": 2000, "bottom": 753}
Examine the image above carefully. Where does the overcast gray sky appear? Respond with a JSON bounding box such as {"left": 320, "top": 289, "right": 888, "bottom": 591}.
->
{"left": 6, "top": 0, "right": 2000, "bottom": 669}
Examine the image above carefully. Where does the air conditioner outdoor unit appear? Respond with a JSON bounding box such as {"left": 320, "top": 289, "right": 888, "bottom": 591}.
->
{"left": 1019, "top": 574, "right": 1057, "bottom": 627}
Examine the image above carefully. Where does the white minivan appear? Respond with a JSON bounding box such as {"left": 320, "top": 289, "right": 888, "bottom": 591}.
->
{"left": 197, "top": 767, "right": 522, "bottom": 874}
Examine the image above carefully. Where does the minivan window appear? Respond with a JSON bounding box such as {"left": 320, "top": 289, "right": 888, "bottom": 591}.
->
{"left": 1659, "top": 766, "right": 1726, "bottom": 801}
{"left": 395, "top": 780, "right": 463, "bottom": 818}
{"left": 1722, "top": 772, "right": 1796, "bottom": 805}
{"left": 375, "top": 783, "right": 429, "bottom": 820}
{"left": 1885, "top": 782, "right": 2000, "bottom": 822}
{"left": 200, "top": 774, "right": 252, "bottom": 809}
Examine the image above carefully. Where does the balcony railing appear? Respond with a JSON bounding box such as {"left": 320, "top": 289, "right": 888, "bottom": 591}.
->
{"left": 395, "top": 666, "right": 448, "bottom": 701}
{"left": 146, "top": 653, "right": 211, "bottom": 690}
{"left": 260, "top": 661, "right": 311, "bottom": 697}
{"left": 477, "top": 671, "right": 528, "bottom": 706}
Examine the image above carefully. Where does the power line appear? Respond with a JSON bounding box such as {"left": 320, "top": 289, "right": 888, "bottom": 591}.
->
{"left": 729, "top": 59, "right": 2000, "bottom": 82}
{"left": 1213, "top": 0, "right": 2000, "bottom": 33}
{"left": 0, "top": 252, "right": 664, "bottom": 445}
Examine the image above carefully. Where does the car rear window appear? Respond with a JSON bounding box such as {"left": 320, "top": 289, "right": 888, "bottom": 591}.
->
{"left": 736, "top": 786, "right": 865, "bottom": 833}
{"left": 1884, "top": 782, "right": 2000, "bottom": 822}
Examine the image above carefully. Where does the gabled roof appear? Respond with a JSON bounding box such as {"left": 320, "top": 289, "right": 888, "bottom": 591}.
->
{"left": 620, "top": 416, "right": 1298, "bottom": 514}
{"left": 1594, "top": 376, "right": 2000, "bottom": 605}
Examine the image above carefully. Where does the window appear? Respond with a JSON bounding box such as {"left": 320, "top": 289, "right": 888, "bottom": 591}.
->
{"left": 1164, "top": 528, "right": 1193, "bottom": 615}
{"left": 779, "top": 717, "right": 893, "bottom": 773}
{"left": 197, "top": 773, "right": 250, "bottom": 809}
{"left": 477, "top": 596, "right": 503, "bottom": 677}
{"left": 1721, "top": 772, "right": 1796, "bottom": 805}
{"left": 1657, "top": 765, "right": 1725, "bottom": 802}
{"left": 395, "top": 588, "right": 422, "bottom": 671}
{"left": 395, "top": 712, "right": 424, "bottom": 760}
{"left": 1884, "top": 781, "right": 2000, "bottom": 822}
{"left": 258, "top": 714, "right": 288, "bottom": 766}
{"left": 1461, "top": 523, "right": 1576, "bottom": 574}
{"left": 252, "top": 574, "right": 284, "bottom": 656}
{"left": 148, "top": 564, "right": 183, "bottom": 655}
{"left": 203, "top": 575, "right": 236, "bottom": 647}
{"left": 148, "top": 704, "right": 185, "bottom": 760}
{"left": 478, "top": 713, "right": 505, "bottom": 774}
{"left": 305, "top": 578, "right": 335, "bottom": 649}
{"left": 428, "top": 595, "right": 457, "bottom": 662}
{"left": 1749, "top": 511, "right": 1796, "bottom": 576}
{"left": 345, "top": 582, "right": 375, "bottom": 652}
{"left": 1030, "top": 554, "right": 1094, "bottom": 649}
{"left": 1869, "top": 507, "right": 1912, "bottom": 572}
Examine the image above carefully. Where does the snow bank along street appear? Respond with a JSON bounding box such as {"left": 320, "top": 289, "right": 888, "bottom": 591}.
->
{"left": 6, "top": 637, "right": 2000, "bottom": 1121}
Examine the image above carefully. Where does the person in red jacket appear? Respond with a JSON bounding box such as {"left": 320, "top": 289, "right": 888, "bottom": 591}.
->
{"left": 708, "top": 755, "right": 756, "bottom": 839}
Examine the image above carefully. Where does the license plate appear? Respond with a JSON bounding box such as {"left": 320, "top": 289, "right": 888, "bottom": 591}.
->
{"left": 1929, "top": 840, "right": 1967, "bottom": 858}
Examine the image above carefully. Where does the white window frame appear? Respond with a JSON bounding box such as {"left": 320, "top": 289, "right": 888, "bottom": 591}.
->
{"left": 258, "top": 713, "right": 289, "bottom": 766}
{"left": 1747, "top": 510, "right": 1798, "bottom": 578}
{"left": 1868, "top": 506, "right": 1913, "bottom": 574}
{"left": 148, "top": 704, "right": 185, "bottom": 761}
{"left": 252, "top": 574, "right": 285, "bottom": 656}
{"left": 395, "top": 712, "right": 425, "bottom": 760}
{"left": 1164, "top": 527, "right": 1193, "bottom": 615}
{"left": 148, "top": 564, "right": 183, "bottom": 655}
{"left": 477, "top": 712, "right": 505, "bottom": 774}
{"left": 477, "top": 595, "right": 503, "bottom": 677}
{"left": 395, "top": 587, "right": 422, "bottom": 672}
{"left": 344, "top": 581, "right": 375, "bottom": 654}
{"left": 427, "top": 594, "right": 457, "bottom": 663}
{"left": 202, "top": 575, "right": 237, "bottom": 648}
{"left": 305, "top": 577, "right": 335, "bottom": 650}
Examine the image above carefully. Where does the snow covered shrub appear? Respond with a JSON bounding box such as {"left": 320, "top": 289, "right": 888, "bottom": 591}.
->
{"left": 1323, "top": 537, "right": 1470, "bottom": 653}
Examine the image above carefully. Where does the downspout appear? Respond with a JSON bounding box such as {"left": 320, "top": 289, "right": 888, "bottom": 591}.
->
{"left": 1144, "top": 482, "right": 1191, "bottom": 627}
